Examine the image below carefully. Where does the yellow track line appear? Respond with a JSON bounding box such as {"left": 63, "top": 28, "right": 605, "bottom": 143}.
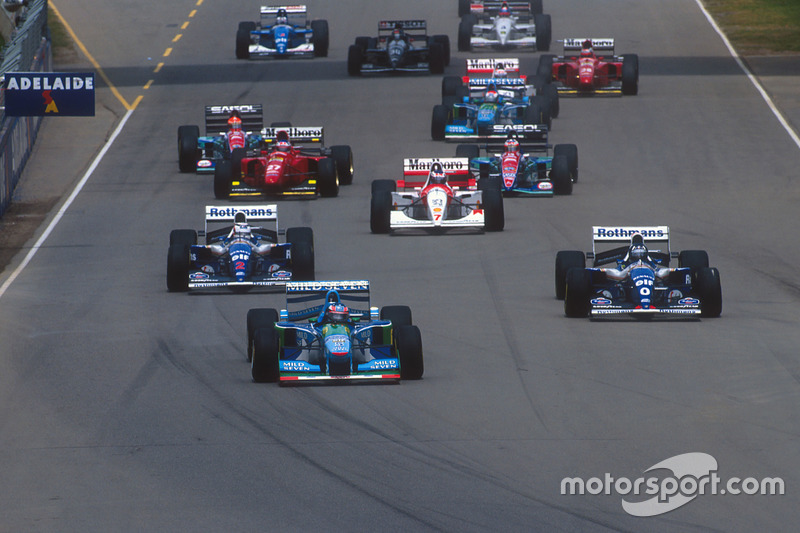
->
{"left": 49, "top": 1, "right": 138, "bottom": 111}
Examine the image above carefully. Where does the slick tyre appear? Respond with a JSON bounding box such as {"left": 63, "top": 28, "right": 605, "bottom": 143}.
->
{"left": 550, "top": 155, "right": 573, "bottom": 195}
{"left": 380, "top": 305, "right": 413, "bottom": 328}
{"left": 696, "top": 267, "right": 722, "bottom": 318}
{"left": 679, "top": 250, "right": 709, "bottom": 273}
{"left": 214, "top": 160, "right": 233, "bottom": 199}
{"left": 230, "top": 147, "right": 246, "bottom": 176}
{"left": 482, "top": 188, "right": 504, "bottom": 232}
{"left": 537, "top": 54, "right": 555, "bottom": 82}
{"left": 287, "top": 227, "right": 315, "bottom": 281}
{"left": 534, "top": 14, "right": 551, "bottom": 51}
{"left": 564, "top": 268, "right": 592, "bottom": 317}
{"left": 371, "top": 179, "right": 396, "bottom": 195}
{"left": 286, "top": 226, "right": 314, "bottom": 252}
{"left": 370, "top": 190, "right": 392, "bottom": 234}
{"left": 177, "top": 125, "right": 199, "bottom": 173}
{"left": 541, "top": 82, "right": 559, "bottom": 118}
{"left": 431, "top": 105, "right": 450, "bottom": 141}
{"left": 396, "top": 325, "right": 424, "bottom": 380}
{"left": 455, "top": 144, "right": 480, "bottom": 160}
{"left": 458, "top": 0, "right": 471, "bottom": 17}
{"left": 622, "top": 54, "right": 639, "bottom": 95}
{"left": 354, "top": 36, "right": 370, "bottom": 53}
{"left": 530, "top": 0, "right": 543, "bottom": 14}
{"left": 317, "top": 157, "right": 339, "bottom": 197}
{"left": 555, "top": 251, "right": 586, "bottom": 300}
{"left": 169, "top": 229, "right": 197, "bottom": 247}
{"left": 458, "top": 18, "right": 473, "bottom": 52}
{"left": 236, "top": 28, "right": 251, "bottom": 59}
{"left": 553, "top": 143, "right": 578, "bottom": 182}
{"left": 247, "top": 308, "right": 278, "bottom": 362}
{"left": 442, "top": 76, "right": 463, "bottom": 98}
{"left": 330, "top": 145, "right": 354, "bottom": 185}
{"left": 166, "top": 244, "right": 190, "bottom": 292}
{"left": 429, "top": 43, "right": 445, "bottom": 74}
{"left": 432, "top": 34, "right": 451, "bottom": 66}
{"left": 347, "top": 44, "right": 363, "bottom": 76}
{"left": 252, "top": 327, "right": 280, "bottom": 383}
{"left": 478, "top": 177, "right": 501, "bottom": 192}
{"left": 311, "top": 19, "right": 329, "bottom": 57}
{"left": 524, "top": 103, "right": 549, "bottom": 130}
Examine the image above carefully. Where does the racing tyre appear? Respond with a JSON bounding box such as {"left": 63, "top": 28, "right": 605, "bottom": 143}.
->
{"left": 458, "top": 0, "right": 471, "bottom": 17}
{"left": 396, "top": 325, "right": 424, "bottom": 380}
{"left": 442, "top": 76, "right": 463, "bottom": 98}
{"left": 231, "top": 147, "right": 246, "bottom": 176}
{"left": 370, "top": 190, "right": 392, "bottom": 234}
{"left": 679, "top": 250, "right": 709, "bottom": 272}
{"left": 371, "top": 179, "right": 396, "bottom": 195}
{"left": 177, "top": 125, "right": 199, "bottom": 173}
{"left": 564, "top": 268, "right": 592, "bottom": 317}
{"left": 550, "top": 155, "right": 572, "bottom": 195}
{"left": 458, "top": 19, "right": 473, "bottom": 52}
{"left": 286, "top": 226, "right": 314, "bottom": 253}
{"left": 247, "top": 308, "right": 278, "bottom": 362}
{"left": 541, "top": 83, "right": 559, "bottom": 118}
{"left": 482, "top": 188, "right": 504, "bottom": 232}
{"left": 214, "top": 160, "right": 233, "bottom": 199}
{"left": 317, "top": 157, "right": 339, "bottom": 197}
{"left": 432, "top": 35, "right": 451, "bottom": 66}
{"left": 347, "top": 44, "right": 363, "bottom": 76}
{"left": 531, "top": 96, "right": 554, "bottom": 129}
{"left": 252, "top": 327, "right": 280, "bottom": 383}
{"left": 478, "top": 177, "right": 501, "bottom": 192}
{"left": 311, "top": 20, "right": 329, "bottom": 57}
{"left": 555, "top": 251, "right": 586, "bottom": 300}
{"left": 553, "top": 144, "right": 578, "bottom": 182}
{"left": 166, "top": 244, "right": 190, "bottom": 292}
{"left": 354, "top": 36, "right": 370, "bottom": 53}
{"left": 534, "top": 14, "right": 552, "bottom": 52}
{"left": 381, "top": 305, "right": 413, "bottom": 328}
{"left": 455, "top": 144, "right": 480, "bottom": 160}
{"left": 442, "top": 96, "right": 460, "bottom": 109}
{"left": 429, "top": 43, "right": 445, "bottom": 74}
{"left": 622, "top": 54, "right": 639, "bottom": 95}
{"left": 330, "top": 145, "right": 354, "bottom": 185}
{"left": 236, "top": 28, "right": 251, "bottom": 59}
{"left": 696, "top": 267, "right": 722, "bottom": 318}
{"left": 537, "top": 54, "right": 555, "bottom": 82}
{"left": 169, "top": 229, "right": 197, "bottom": 247}
{"left": 431, "top": 105, "right": 449, "bottom": 141}
{"left": 524, "top": 103, "right": 550, "bottom": 130}
{"left": 270, "top": 121, "right": 293, "bottom": 128}
{"left": 530, "top": 0, "right": 544, "bottom": 14}
{"left": 290, "top": 241, "right": 314, "bottom": 281}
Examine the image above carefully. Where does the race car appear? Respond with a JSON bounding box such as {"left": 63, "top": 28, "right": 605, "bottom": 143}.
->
{"left": 177, "top": 104, "right": 264, "bottom": 174}
{"left": 370, "top": 158, "right": 504, "bottom": 233}
{"left": 166, "top": 205, "right": 315, "bottom": 293}
{"left": 458, "top": 1, "right": 551, "bottom": 52}
{"left": 555, "top": 226, "right": 723, "bottom": 318}
{"left": 458, "top": 131, "right": 577, "bottom": 195}
{"left": 538, "top": 38, "right": 639, "bottom": 96}
{"left": 458, "top": 0, "right": 544, "bottom": 17}
{"left": 214, "top": 126, "right": 353, "bottom": 199}
{"left": 347, "top": 20, "right": 450, "bottom": 76}
{"left": 247, "top": 280, "right": 424, "bottom": 383}
{"left": 235, "top": 5, "right": 329, "bottom": 59}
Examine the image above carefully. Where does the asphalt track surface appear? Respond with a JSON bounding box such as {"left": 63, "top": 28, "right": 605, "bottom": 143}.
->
{"left": 1, "top": 0, "right": 799, "bottom": 531}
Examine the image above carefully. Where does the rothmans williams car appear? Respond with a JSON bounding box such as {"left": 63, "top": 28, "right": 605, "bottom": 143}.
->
{"left": 214, "top": 126, "right": 353, "bottom": 199}
{"left": 177, "top": 104, "right": 264, "bottom": 174}
{"left": 236, "top": 5, "right": 329, "bottom": 59}
{"left": 166, "top": 205, "right": 314, "bottom": 292}
{"left": 458, "top": 130, "right": 577, "bottom": 196}
{"left": 555, "top": 226, "right": 722, "bottom": 318}
{"left": 538, "top": 38, "right": 639, "bottom": 96}
{"left": 458, "top": 0, "right": 545, "bottom": 17}
{"left": 347, "top": 20, "right": 450, "bottom": 76}
{"left": 370, "top": 157, "right": 504, "bottom": 234}
{"left": 247, "top": 280, "right": 424, "bottom": 383}
{"left": 458, "top": 1, "right": 551, "bottom": 52}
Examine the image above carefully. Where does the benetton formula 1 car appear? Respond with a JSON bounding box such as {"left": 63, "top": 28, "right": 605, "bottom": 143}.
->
{"left": 458, "top": 1, "right": 551, "bottom": 52}
{"left": 538, "top": 38, "right": 639, "bottom": 96}
{"left": 370, "top": 157, "right": 504, "bottom": 233}
{"left": 347, "top": 20, "right": 450, "bottom": 76}
{"left": 247, "top": 280, "right": 424, "bottom": 383}
{"left": 177, "top": 104, "right": 264, "bottom": 174}
{"left": 555, "top": 226, "right": 722, "bottom": 318}
{"left": 236, "top": 5, "right": 328, "bottom": 59}
{"left": 166, "top": 205, "right": 314, "bottom": 292}
{"left": 214, "top": 126, "right": 353, "bottom": 199}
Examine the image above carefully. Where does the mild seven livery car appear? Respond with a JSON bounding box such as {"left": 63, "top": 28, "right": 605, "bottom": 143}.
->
{"left": 538, "top": 38, "right": 639, "bottom": 96}
{"left": 236, "top": 5, "right": 329, "bottom": 59}
{"left": 458, "top": 1, "right": 551, "bottom": 52}
{"left": 555, "top": 226, "right": 722, "bottom": 318}
{"left": 247, "top": 280, "right": 424, "bottom": 383}
{"left": 166, "top": 205, "right": 314, "bottom": 292}
{"left": 177, "top": 104, "right": 264, "bottom": 174}
{"left": 347, "top": 20, "right": 450, "bottom": 76}
{"left": 370, "top": 158, "right": 504, "bottom": 233}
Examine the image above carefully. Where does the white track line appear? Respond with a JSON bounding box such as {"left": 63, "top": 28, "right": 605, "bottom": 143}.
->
{"left": 0, "top": 108, "right": 135, "bottom": 300}
{"left": 695, "top": 0, "right": 800, "bottom": 149}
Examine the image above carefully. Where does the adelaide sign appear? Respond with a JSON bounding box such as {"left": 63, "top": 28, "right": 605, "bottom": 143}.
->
{"left": 4, "top": 72, "right": 95, "bottom": 116}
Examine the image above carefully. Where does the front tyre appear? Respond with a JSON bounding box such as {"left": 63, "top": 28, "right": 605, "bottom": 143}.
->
{"left": 177, "top": 125, "right": 199, "bottom": 173}
{"left": 482, "top": 188, "right": 504, "bottom": 232}
{"left": 317, "top": 157, "right": 339, "bottom": 197}
{"left": 396, "top": 325, "right": 424, "bottom": 380}
{"left": 247, "top": 308, "right": 278, "bottom": 362}
{"left": 555, "top": 251, "right": 586, "bottom": 300}
{"left": 166, "top": 244, "right": 190, "bottom": 292}
{"left": 564, "top": 268, "right": 592, "bottom": 317}
{"left": 431, "top": 104, "right": 449, "bottom": 141}
{"left": 252, "top": 327, "right": 280, "bottom": 383}
{"left": 550, "top": 155, "right": 572, "bottom": 195}
{"left": 214, "top": 159, "right": 233, "bottom": 199}
{"left": 347, "top": 44, "right": 363, "bottom": 76}
{"left": 330, "top": 145, "right": 354, "bottom": 185}
{"left": 370, "top": 190, "right": 392, "bottom": 234}
{"left": 622, "top": 54, "right": 639, "bottom": 95}
{"left": 696, "top": 267, "right": 722, "bottom": 318}
{"left": 311, "top": 20, "right": 329, "bottom": 57}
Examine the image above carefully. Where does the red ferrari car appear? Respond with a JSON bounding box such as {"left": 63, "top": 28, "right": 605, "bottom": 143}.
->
{"left": 538, "top": 38, "right": 639, "bottom": 96}
{"left": 214, "top": 126, "right": 353, "bottom": 199}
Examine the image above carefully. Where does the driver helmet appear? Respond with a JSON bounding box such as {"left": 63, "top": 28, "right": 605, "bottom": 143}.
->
{"left": 228, "top": 113, "right": 242, "bottom": 132}
{"left": 276, "top": 8, "right": 288, "bottom": 25}
{"left": 485, "top": 88, "right": 499, "bottom": 103}
{"left": 504, "top": 137, "right": 520, "bottom": 153}
{"left": 275, "top": 130, "right": 291, "bottom": 151}
{"left": 392, "top": 27, "right": 405, "bottom": 41}
{"left": 429, "top": 162, "right": 447, "bottom": 185}
{"left": 499, "top": 2, "right": 511, "bottom": 16}
{"left": 629, "top": 244, "right": 648, "bottom": 262}
{"left": 233, "top": 212, "right": 251, "bottom": 239}
{"left": 493, "top": 63, "right": 508, "bottom": 78}
{"left": 581, "top": 39, "right": 594, "bottom": 58}
{"left": 326, "top": 303, "right": 349, "bottom": 324}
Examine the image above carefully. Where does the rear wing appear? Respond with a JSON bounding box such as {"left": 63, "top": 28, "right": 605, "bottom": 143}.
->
{"left": 590, "top": 225, "right": 672, "bottom": 265}
{"left": 261, "top": 126, "right": 324, "bottom": 147}
{"left": 204, "top": 104, "right": 264, "bottom": 136}
{"left": 284, "top": 280, "right": 372, "bottom": 321}
{"left": 466, "top": 77, "right": 528, "bottom": 92}
{"left": 484, "top": 123, "right": 548, "bottom": 145}
{"left": 466, "top": 57, "right": 520, "bottom": 76}
{"left": 378, "top": 19, "right": 428, "bottom": 42}
{"left": 471, "top": 1, "right": 533, "bottom": 17}
{"left": 261, "top": 5, "right": 307, "bottom": 24}
{"left": 399, "top": 157, "right": 473, "bottom": 189}
{"left": 203, "top": 204, "right": 279, "bottom": 238}
{"left": 562, "top": 38, "right": 615, "bottom": 55}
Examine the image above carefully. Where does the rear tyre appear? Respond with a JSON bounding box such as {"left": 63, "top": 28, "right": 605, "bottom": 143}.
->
{"left": 564, "top": 268, "right": 592, "bottom": 317}
{"left": 431, "top": 105, "right": 449, "bottom": 141}
{"left": 534, "top": 14, "right": 551, "bottom": 51}
{"left": 214, "top": 160, "right": 233, "bottom": 199}
{"left": 396, "top": 325, "right": 424, "bottom": 380}
{"left": 483, "top": 189, "right": 504, "bottom": 232}
{"left": 169, "top": 229, "right": 197, "bottom": 247}
{"left": 530, "top": 0, "right": 543, "bottom": 14}
{"left": 317, "top": 157, "right": 339, "bottom": 197}
{"left": 550, "top": 155, "right": 572, "bottom": 195}
{"left": 166, "top": 244, "right": 190, "bottom": 292}
{"left": 230, "top": 147, "right": 246, "bottom": 176}
{"left": 455, "top": 144, "right": 480, "bottom": 160}
{"left": 524, "top": 103, "right": 549, "bottom": 129}
{"left": 553, "top": 144, "right": 578, "bottom": 182}
{"left": 247, "top": 308, "right": 278, "bottom": 362}
{"left": 252, "top": 327, "right": 280, "bottom": 383}
{"left": 178, "top": 125, "right": 200, "bottom": 173}
{"left": 622, "top": 54, "right": 639, "bottom": 95}
{"left": 696, "top": 267, "right": 722, "bottom": 318}
{"left": 429, "top": 43, "right": 445, "bottom": 74}
{"left": 370, "top": 190, "right": 392, "bottom": 234}
{"left": 330, "top": 145, "right": 354, "bottom": 185}
{"left": 541, "top": 83, "right": 559, "bottom": 118}
{"left": 458, "top": 0, "right": 471, "bottom": 17}
{"left": 236, "top": 28, "right": 251, "bottom": 59}
{"left": 432, "top": 35, "right": 451, "bottom": 66}
{"left": 311, "top": 20, "right": 329, "bottom": 57}
{"left": 287, "top": 227, "right": 315, "bottom": 281}
{"left": 347, "top": 44, "right": 363, "bottom": 76}
{"left": 555, "top": 251, "right": 586, "bottom": 300}
{"left": 442, "top": 76, "right": 463, "bottom": 98}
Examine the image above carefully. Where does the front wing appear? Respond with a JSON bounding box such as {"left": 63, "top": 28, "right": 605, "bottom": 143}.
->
{"left": 229, "top": 179, "right": 318, "bottom": 198}
{"left": 589, "top": 299, "right": 701, "bottom": 317}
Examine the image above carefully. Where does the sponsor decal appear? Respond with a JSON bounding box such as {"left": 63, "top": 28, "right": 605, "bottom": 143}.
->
{"left": 207, "top": 206, "right": 276, "bottom": 219}
{"left": 591, "top": 298, "right": 612, "bottom": 305}
{"left": 286, "top": 280, "right": 370, "bottom": 292}
{"left": 595, "top": 227, "right": 667, "bottom": 239}
{"left": 378, "top": 20, "right": 426, "bottom": 29}
{"left": 271, "top": 270, "right": 291, "bottom": 278}
{"left": 404, "top": 158, "right": 467, "bottom": 171}
{"left": 678, "top": 298, "right": 700, "bottom": 305}
{"left": 263, "top": 127, "right": 323, "bottom": 138}
{"left": 190, "top": 272, "right": 210, "bottom": 280}
{"left": 445, "top": 125, "right": 472, "bottom": 134}
{"left": 4, "top": 72, "right": 95, "bottom": 117}
{"left": 281, "top": 360, "right": 313, "bottom": 371}
{"left": 369, "top": 359, "right": 398, "bottom": 370}
{"left": 537, "top": 182, "right": 553, "bottom": 190}
{"left": 491, "top": 124, "right": 543, "bottom": 133}
{"left": 207, "top": 104, "right": 261, "bottom": 114}
{"left": 198, "top": 160, "right": 212, "bottom": 168}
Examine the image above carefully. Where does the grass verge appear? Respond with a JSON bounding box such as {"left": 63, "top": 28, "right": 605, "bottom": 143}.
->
{"left": 703, "top": 0, "right": 800, "bottom": 55}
